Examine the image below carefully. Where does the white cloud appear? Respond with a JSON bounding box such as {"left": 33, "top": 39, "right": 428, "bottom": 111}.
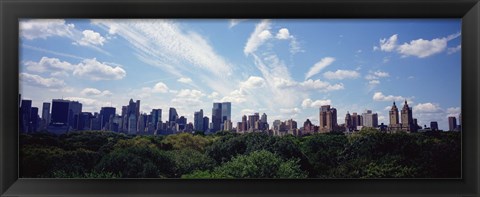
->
{"left": 20, "top": 73, "right": 66, "bottom": 89}
{"left": 276, "top": 28, "right": 291, "bottom": 40}
{"left": 20, "top": 19, "right": 75, "bottom": 40}
{"left": 74, "top": 30, "right": 106, "bottom": 46}
{"left": 446, "top": 107, "right": 461, "bottom": 117}
{"left": 413, "top": 103, "right": 443, "bottom": 113}
{"left": 373, "top": 71, "right": 389, "bottom": 77}
{"left": 73, "top": 58, "right": 126, "bottom": 80}
{"left": 177, "top": 77, "right": 193, "bottom": 84}
{"left": 300, "top": 79, "right": 344, "bottom": 92}
{"left": 397, "top": 38, "right": 447, "bottom": 58}
{"left": 279, "top": 107, "right": 301, "bottom": 117}
{"left": 375, "top": 34, "right": 398, "bottom": 52}
{"left": 92, "top": 19, "right": 235, "bottom": 95}
{"left": 244, "top": 20, "right": 271, "bottom": 55}
{"left": 241, "top": 109, "right": 255, "bottom": 115}
{"left": 221, "top": 89, "right": 247, "bottom": 104}
{"left": 374, "top": 32, "right": 460, "bottom": 58}
{"left": 208, "top": 91, "right": 220, "bottom": 99}
{"left": 272, "top": 77, "right": 297, "bottom": 89}
{"left": 365, "top": 70, "right": 390, "bottom": 80}
{"left": 24, "top": 57, "right": 126, "bottom": 81}
{"left": 64, "top": 97, "right": 98, "bottom": 106}
{"left": 305, "top": 57, "right": 335, "bottom": 79}
{"left": 240, "top": 76, "right": 266, "bottom": 89}
{"left": 152, "top": 82, "right": 169, "bottom": 93}
{"left": 323, "top": 70, "right": 360, "bottom": 80}
{"left": 447, "top": 45, "right": 461, "bottom": 54}
{"left": 81, "top": 88, "right": 112, "bottom": 97}
{"left": 176, "top": 89, "right": 205, "bottom": 98}
{"left": 24, "top": 57, "right": 75, "bottom": 73}
{"left": 372, "top": 92, "right": 408, "bottom": 102}
{"left": 369, "top": 80, "right": 380, "bottom": 85}
{"left": 301, "top": 98, "right": 331, "bottom": 108}
{"left": 397, "top": 32, "right": 460, "bottom": 58}
{"left": 229, "top": 19, "right": 247, "bottom": 28}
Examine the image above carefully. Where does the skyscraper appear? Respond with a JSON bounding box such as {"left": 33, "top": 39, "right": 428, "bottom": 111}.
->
{"left": 194, "top": 109, "right": 204, "bottom": 131}
{"left": 202, "top": 116, "right": 209, "bottom": 132}
{"left": 49, "top": 99, "right": 82, "bottom": 132}
{"left": 128, "top": 114, "right": 137, "bottom": 134}
{"left": 169, "top": 107, "right": 178, "bottom": 125}
{"left": 212, "top": 103, "right": 222, "bottom": 132}
{"left": 247, "top": 113, "right": 260, "bottom": 131}
{"left": 30, "top": 107, "right": 39, "bottom": 132}
{"left": 100, "top": 107, "right": 116, "bottom": 130}
{"left": 319, "top": 105, "right": 337, "bottom": 132}
{"left": 303, "top": 119, "right": 313, "bottom": 134}
{"left": 150, "top": 109, "right": 162, "bottom": 129}
{"left": 344, "top": 112, "right": 352, "bottom": 131}
{"left": 20, "top": 100, "right": 32, "bottom": 133}
{"left": 362, "top": 110, "right": 378, "bottom": 128}
{"left": 224, "top": 119, "right": 233, "bottom": 131}
{"left": 42, "top": 102, "right": 50, "bottom": 126}
{"left": 389, "top": 101, "right": 400, "bottom": 131}
{"left": 78, "top": 112, "right": 93, "bottom": 130}
{"left": 430, "top": 121, "right": 439, "bottom": 131}
{"left": 177, "top": 116, "right": 187, "bottom": 131}
{"left": 401, "top": 100, "right": 414, "bottom": 132}
{"left": 448, "top": 116, "right": 457, "bottom": 131}
{"left": 221, "top": 102, "right": 231, "bottom": 122}
{"left": 241, "top": 115, "right": 248, "bottom": 131}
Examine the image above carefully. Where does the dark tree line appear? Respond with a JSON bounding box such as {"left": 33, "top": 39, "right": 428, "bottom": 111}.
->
{"left": 20, "top": 129, "right": 461, "bottom": 178}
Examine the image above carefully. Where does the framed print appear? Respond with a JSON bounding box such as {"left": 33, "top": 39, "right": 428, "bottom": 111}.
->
{"left": 1, "top": 0, "right": 479, "bottom": 196}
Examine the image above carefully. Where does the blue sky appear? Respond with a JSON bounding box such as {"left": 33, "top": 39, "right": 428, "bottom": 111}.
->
{"left": 19, "top": 19, "right": 461, "bottom": 130}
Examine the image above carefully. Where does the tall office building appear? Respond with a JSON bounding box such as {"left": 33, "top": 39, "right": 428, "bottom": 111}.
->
{"left": 49, "top": 99, "right": 82, "bottom": 132}
{"left": 430, "top": 121, "right": 439, "bottom": 131}
{"left": 247, "top": 113, "right": 260, "bottom": 131}
{"left": 78, "top": 112, "right": 93, "bottom": 130}
{"left": 135, "top": 100, "right": 141, "bottom": 117}
{"left": 401, "top": 100, "right": 414, "bottom": 132}
{"left": 362, "top": 110, "right": 378, "bottom": 128}
{"left": 42, "top": 102, "right": 50, "bottom": 126}
{"left": 344, "top": 112, "right": 352, "bottom": 130}
{"left": 169, "top": 108, "right": 178, "bottom": 125}
{"left": 241, "top": 115, "right": 248, "bottom": 131}
{"left": 100, "top": 107, "right": 116, "bottom": 130}
{"left": 221, "top": 102, "right": 231, "bottom": 122}
{"left": 150, "top": 109, "right": 162, "bottom": 129}
{"left": 29, "top": 107, "right": 39, "bottom": 132}
{"left": 319, "top": 105, "right": 337, "bottom": 132}
{"left": 128, "top": 114, "right": 137, "bottom": 134}
{"left": 224, "top": 119, "right": 233, "bottom": 131}
{"left": 194, "top": 109, "right": 204, "bottom": 131}
{"left": 20, "top": 100, "right": 32, "bottom": 133}
{"left": 448, "top": 116, "right": 457, "bottom": 131}
{"left": 137, "top": 114, "right": 146, "bottom": 134}
{"left": 202, "top": 116, "right": 209, "bottom": 132}
{"left": 303, "top": 119, "right": 314, "bottom": 134}
{"left": 177, "top": 116, "right": 187, "bottom": 131}
{"left": 389, "top": 101, "right": 401, "bottom": 131}
{"left": 212, "top": 103, "right": 222, "bottom": 132}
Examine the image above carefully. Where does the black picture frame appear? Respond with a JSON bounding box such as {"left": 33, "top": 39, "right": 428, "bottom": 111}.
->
{"left": 1, "top": 0, "right": 479, "bottom": 196}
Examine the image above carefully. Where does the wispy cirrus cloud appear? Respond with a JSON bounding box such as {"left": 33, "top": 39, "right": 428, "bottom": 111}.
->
{"left": 244, "top": 19, "right": 272, "bottom": 55}
{"left": 92, "top": 19, "right": 237, "bottom": 96}
{"left": 305, "top": 57, "right": 335, "bottom": 79}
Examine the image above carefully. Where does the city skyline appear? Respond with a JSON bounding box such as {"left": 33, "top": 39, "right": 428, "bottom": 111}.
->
{"left": 19, "top": 19, "right": 461, "bottom": 131}
{"left": 19, "top": 96, "right": 460, "bottom": 134}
